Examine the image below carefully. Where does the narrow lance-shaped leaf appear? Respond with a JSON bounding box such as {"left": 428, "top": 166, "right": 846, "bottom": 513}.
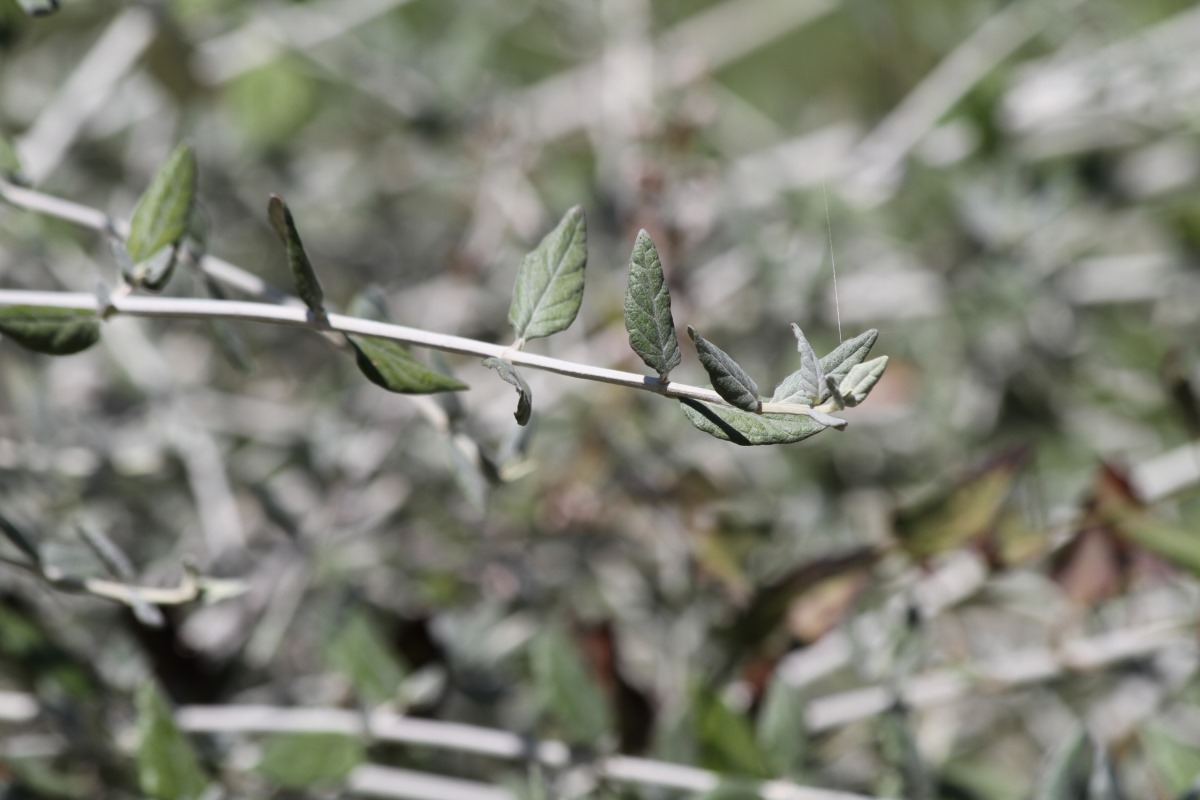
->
{"left": 1034, "top": 730, "right": 1093, "bottom": 800}
{"left": 838, "top": 355, "right": 888, "bottom": 407}
{"left": 530, "top": 626, "right": 612, "bottom": 745}
{"left": 258, "top": 733, "right": 365, "bottom": 789}
{"left": 0, "top": 132, "right": 25, "bottom": 183}
{"left": 756, "top": 674, "right": 808, "bottom": 777}
{"left": 126, "top": 142, "right": 197, "bottom": 265}
{"left": 688, "top": 326, "right": 761, "bottom": 412}
{"left": 482, "top": 357, "right": 533, "bottom": 425}
{"left": 681, "top": 399, "right": 827, "bottom": 446}
{"left": 0, "top": 511, "right": 41, "bottom": 568}
{"left": 267, "top": 194, "right": 324, "bottom": 314}
{"left": 508, "top": 205, "right": 587, "bottom": 342}
{"left": 349, "top": 335, "right": 467, "bottom": 395}
{"left": 772, "top": 324, "right": 824, "bottom": 405}
{"left": 624, "top": 229, "right": 681, "bottom": 380}
{"left": 0, "top": 306, "right": 101, "bottom": 356}
{"left": 820, "top": 328, "right": 878, "bottom": 387}
{"left": 136, "top": 682, "right": 209, "bottom": 800}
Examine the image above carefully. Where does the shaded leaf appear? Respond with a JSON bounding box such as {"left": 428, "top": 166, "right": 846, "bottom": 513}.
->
{"left": 257, "top": 732, "right": 365, "bottom": 788}
{"left": 136, "top": 682, "right": 208, "bottom": 800}
{"left": 688, "top": 327, "right": 761, "bottom": 412}
{"left": 325, "top": 612, "right": 406, "bottom": 705}
{"left": 0, "top": 132, "right": 25, "bottom": 182}
{"left": 267, "top": 194, "right": 324, "bottom": 314}
{"left": 838, "top": 355, "right": 888, "bottom": 407}
{"left": 0, "top": 511, "right": 40, "bottom": 567}
{"left": 756, "top": 674, "right": 807, "bottom": 778}
{"left": 348, "top": 286, "right": 390, "bottom": 322}
{"left": 877, "top": 706, "right": 934, "bottom": 800}
{"left": 820, "top": 328, "right": 879, "bottom": 389}
{"left": 126, "top": 142, "right": 196, "bottom": 265}
{"left": 349, "top": 334, "right": 467, "bottom": 394}
{"left": 681, "top": 399, "right": 825, "bottom": 446}
{"left": 772, "top": 325, "right": 823, "bottom": 405}
{"left": 482, "top": 357, "right": 533, "bottom": 425}
{"left": 0, "top": 306, "right": 100, "bottom": 356}
{"left": 624, "top": 229, "right": 681, "bottom": 380}
{"left": 695, "top": 687, "right": 768, "bottom": 778}
{"left": 508, "top": 205, "right": 587, "bottom": 342}
{"left": 531, "top": 626, "right": 612, "bottom": 745}
{"left": 1034, "top": 730, "right": 1092, "bottom": 800}
{"left": 893, "top": 446, "right": 1032, "bottom": 561}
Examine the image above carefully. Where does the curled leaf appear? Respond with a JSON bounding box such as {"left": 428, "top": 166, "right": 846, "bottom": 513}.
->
{"left": 838, "top": 355, "right": 888, "bottom": 407}
{"left": 127, "top": 142, "right": 197, "bottom": 266}
{"left": 508, "top": 206, "right": 587, "bottom": 342}
{"left": 771, "top": 324, "right": 824, "bottom": 405}
{"left": 624, "top": 230, "right": 681, "bottom": 380}
{"left": 482, "top": 357, "right": 533, "bottom": 425}
{"left": 688, "top": 326, "right": 761, "bottom": 413}
{"left": 0, "top": 305, "right": 100, "bottom": 355}
{"left": 349, "top": 335, "right": 467, "bottom": 395}
{"left": 267, "top": 194, "right": 324, "bottom": 314}
{"left": 681, "top": 399, "right": 826, "bottom": 446}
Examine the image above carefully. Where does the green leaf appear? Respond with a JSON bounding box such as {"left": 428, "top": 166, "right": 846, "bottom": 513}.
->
{"left": 349, "top": 334, "right": 467, "bottom": 395}
{"left": 695, "top": 687, "right": 768, "bottom": 778}
{"left": 530, "top": 626, "right": 612, "bottom": 745}
{"left": 126, "top": 143, "right": 197, "bottom": 265}
{"left": 771, "top": 325, "right": 824, "bottom": 405}
{"left": 1034, "top": 730, "right": 1092, "bottom": 800}
{"left": 0, "top": 511, "right": 41, "bottom": 567}
{"left": 0, "top": 306, "right": 100, "bottom": 356}
{"left": 508, "top": 205, "right": 587, "bottom": 342}
{"left": 699, "top": 780, "right": 766, "bottom": 800}
{"left": 267, "top": 194, "right": 324, "bottom": 314}
{"left": 688, "top": 327, "right": 761, "bottom": 412}
{"left": 257, "top": 733, "right": 365, "bottom": 788}
{"left": 136, "top": 682, "right": 208, "bottom": 800}
{"left": 624, "top": 229, "right": 681, "bottom": 380}
{"left": 482, "top": 357, "right": 533, "bottom": 425}
{"left": 838, "top": 355, "right": 888, "bottom": 407}
{"left": 756, "top": 675, "right": 808, "bottom": 778}
{"left": 681, "top": 399, "right": 825, "bottom": 446}
{"left": 1142, "top": 725, "right": 1200, "bottom": 797}
{"left": 876, "top": 707, "right": 934, "bottom": 800}
{"left": 0, "top": 132, "right": 25, "bottom": 182}
{"left": 819, "top": 328, "right": 879, "bottom": 388}
{"left": 325, "top": 611, "right": 407, "bottom": 704}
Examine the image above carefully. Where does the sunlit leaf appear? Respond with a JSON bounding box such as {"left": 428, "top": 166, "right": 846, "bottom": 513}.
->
{"left": 267, "top": 194, "right": 324, "bottom": 314}
{"left": 508, "top": 205, "right": 587, "bottom": 342}
{"left": 257, "top": 732, "right": 365, "bottom": 788}
{"left": 136, "top": 682, "right": 208, "bottom": 800}
{"left": 680, "top": 399, "right": 825, "bottom": 446}
{"left": 756, "top": 674, "right": 807, "bottom": 778}
{"left": 349, "top": 334, "right": 467, "bottom": 394}
{"left": 624, "top": 229, "right": 681, "bottom": 380}
{"left": 530, "top": 626, "right": 612, "bottom": 745}
{"left": 0, "top": 306, "right": 100, "bottom": 356}
{"left": 126, "top": 142, "right": 196, "bottom": 266}
{"left": 482, "top": 357, "right": 533, "bottom": 425}
{"left": 325, "top": 612, "right": 407, "bottom": 705}
{"left": 688, "top": 327, "right": 761, "bottom": 412}
{"left": 838, "top": 355, "right": 888, "bottom": 407}
{"left": 771, "top": 324, "right": 823, "bottom": 405}
{"left": 1142, "top": 725, "right": 1200, "bottom": 797}
{"left": 820, "top": 328, "right": 879, "bottom": 389}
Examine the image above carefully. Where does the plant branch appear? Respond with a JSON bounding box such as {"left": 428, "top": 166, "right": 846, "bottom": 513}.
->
{"left": 0, "top": 289, "right": 840, "bottom": 422}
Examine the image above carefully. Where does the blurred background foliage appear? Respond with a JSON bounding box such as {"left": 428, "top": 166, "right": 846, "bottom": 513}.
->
{"left": 2, "top": 0, "right": 1200, "bottom": 798}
